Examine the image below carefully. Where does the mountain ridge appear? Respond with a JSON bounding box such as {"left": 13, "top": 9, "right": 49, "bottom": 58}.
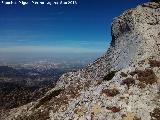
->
{"left": 1, "top": 2, "right": 160, "bottom": 120}
{"left": 56, "top": 1, "right": 160, "bottom": 89}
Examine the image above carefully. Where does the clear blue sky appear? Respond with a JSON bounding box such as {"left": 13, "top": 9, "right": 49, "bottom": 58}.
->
{"left": 0, "top": 0, "right": 148, "bottom": 55}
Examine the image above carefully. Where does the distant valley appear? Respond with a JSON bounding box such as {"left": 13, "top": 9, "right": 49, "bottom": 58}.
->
{"left": 0, "top": 61, "right": 86, "bottom": 110}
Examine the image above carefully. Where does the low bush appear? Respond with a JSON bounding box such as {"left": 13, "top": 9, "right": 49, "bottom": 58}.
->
{"left": 121, "top": 78, "right": 135, "bottom": 88}
{"left": 106, "top": 106, "right": 120, "bottom": 113}
{"left": 102, "top": 88, "right": 120, "bottom": 97}
{"left": 35, "top": 88, "right": 63, "bottom": 108}
{"left": 149, "top": 60, "right": 160, "bottom": 67}
{"left": 130, "top": 69, "right": 157, "bottom": 85}
{"left": 120, "top": 72, "right": 128, "bottom": 77}
{"left": 150, "top": 108, "right": 160, "bottom": 120}
{"left": 103, "top": 71, "right": 117, "bottom": 81}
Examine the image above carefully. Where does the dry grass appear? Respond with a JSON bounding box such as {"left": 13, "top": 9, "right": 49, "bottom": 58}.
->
{"left": 121, "top": 78, "right": 135, "bottom": 88}
{"left": 122, "top": 112, "right": 141, "bottom": 120}
{"left": 130, "top": 69, "right": 157, "bottom": 85}
{"left": 106, "top": 106, "right": 120, "bottom": 113}
{"left": 74, "top": 106, "right": 87, "bottom": 116}
{"left": 92, "top": 104, "right": 102, "bottom": 114}
{"left": 102, "top": 88, "right": 120, "bottom": 97}
{"left": 149, "top": 60, "right": 160, "bottom": 67}
{"left": 137, "top": 82, "right": 146, "bottom": 89}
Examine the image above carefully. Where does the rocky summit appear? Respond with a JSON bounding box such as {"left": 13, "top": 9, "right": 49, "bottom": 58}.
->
{"left": 1, "top": 2, "right": 160, "bottom": 120}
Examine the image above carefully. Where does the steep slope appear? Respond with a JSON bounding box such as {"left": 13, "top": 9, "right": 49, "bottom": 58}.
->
{"left": 56, "top": 2, "right": 160, "bottom": 89}
{"left": 1, "top": 2, "right": 160, "bottom": 120}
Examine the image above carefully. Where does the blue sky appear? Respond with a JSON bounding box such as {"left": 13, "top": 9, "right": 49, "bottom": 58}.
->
{"left": 0, "top": 0, "right": 148, "bottom": 55}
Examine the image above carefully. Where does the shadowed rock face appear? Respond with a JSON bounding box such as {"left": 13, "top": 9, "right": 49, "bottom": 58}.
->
{"left": 1, "top": 2, "right": 160, "bottom": 120}
{"left": 150, "top": 0, "right": 160, "bottom": 3}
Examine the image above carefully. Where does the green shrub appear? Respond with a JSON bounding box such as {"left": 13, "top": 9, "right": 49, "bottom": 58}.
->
{"left": 120, "top": 72, "right": 128, "bottom": 77}
{"left": 102, "top": 88, "right": 120, "bottom": 97}
{"left": 150, "top": 108, "right": 160, "bottom": 120}
{"left": 35, "top": 88, "right": 63, "bottom": 108}
{"left": 121, "top": 78, "right": 135, "bottom": 88}
{"left": 130, "top": 69, "right": 157, "bottom": 85}
{"left": 103, "top": 71, "right": 117, "bottom": 81}
{"left": 149, "top": 60, "right": 160, "bottom": 67}
{"left": 106, "top": 106, "right": 120, "bottom": 113}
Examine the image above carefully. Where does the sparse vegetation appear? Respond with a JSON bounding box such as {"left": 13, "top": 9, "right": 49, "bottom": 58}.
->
{"left": 74, "top": 106, "right": 87, "bottom": 116}
{"left": 96, "top": 80, "right": 102, "bottom": 85}
{"left": 150, "top": 108, "right": 160, "bottom": 120}
{"left": 137, "top": 82, "right": 146, "bottom": 89}
{"left": 130, "top": 69, "right": 157, "bottom": 85}
{"left": 134, "top": 116, "right": 141, "bottom": 120}
{"left": 106, "top": 106, "right": 120, "bottom": 113}
{"left": 102, "top": 88, "right": 120, "bottom": 97}
{"left": 103, "top": 71, "right": 117, "bottom": 81}
{"left": 0, "top": 82, "right": 54, "bottom": 110}
{"left": 122, "top": 112, "right": 141, "bottom": 120}
{"left": 92, "top": 105, "right": 101, "bottom": 114}
{"left": 35, "top": 88, "right": 63, "bottom": 108}
{"left": 16, "top": 109, "right": 50, "bottom": 120}
{"left": 121, "top": 78, "right": 135, "bottom": 88}
{"left": 149, "top": 60, "right": 160, "bottom": 67}
{"left": 121, "top": 72, "right": 128, "bottom": 77}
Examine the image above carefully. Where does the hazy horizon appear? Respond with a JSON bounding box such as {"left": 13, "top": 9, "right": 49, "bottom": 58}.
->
{"left": 0, "top": 0, "right": 149, "bottom": 62}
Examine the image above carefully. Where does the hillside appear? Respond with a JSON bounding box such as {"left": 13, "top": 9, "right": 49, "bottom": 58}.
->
{"left": 1, "top": 1, "right": 160, "bottom": 120}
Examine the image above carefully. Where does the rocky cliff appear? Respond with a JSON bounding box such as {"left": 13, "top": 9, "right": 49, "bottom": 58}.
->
{"left": 1, "top": 2, "right": 160, "bottom": 120}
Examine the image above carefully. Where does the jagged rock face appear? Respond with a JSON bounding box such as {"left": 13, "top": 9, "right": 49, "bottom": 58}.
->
{"left": 1, "top": 2, "right": 160, "bottom": 120}
{"left": 110, "top": 2, "right": 160, "bottom": 69}
{"left": 57, "top": 2, "right": 160, "bottom": 88}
